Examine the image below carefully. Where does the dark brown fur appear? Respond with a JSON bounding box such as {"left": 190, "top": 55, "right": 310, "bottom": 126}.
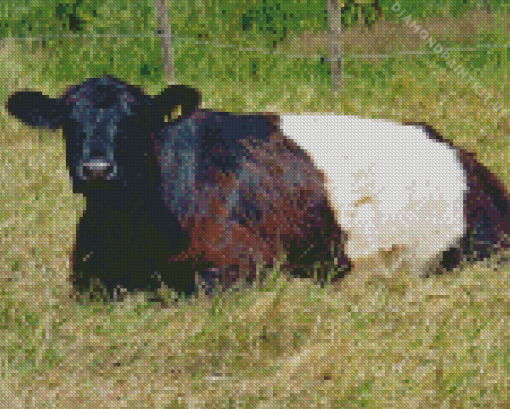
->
{"left": 168, "top": 125, "right": 350, "bottom": 291}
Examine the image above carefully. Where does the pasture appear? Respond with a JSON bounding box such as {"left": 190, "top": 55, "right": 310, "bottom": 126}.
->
{"left": 0, "top": 3, "right": 510, "bottom": 406}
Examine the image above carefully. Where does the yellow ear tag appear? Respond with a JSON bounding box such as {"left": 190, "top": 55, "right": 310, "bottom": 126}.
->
{"left": 171, "top": 105, "right": 182, "bottom": 121}
{"left": 164, "top": 105, "right": 182, "bottom": 123}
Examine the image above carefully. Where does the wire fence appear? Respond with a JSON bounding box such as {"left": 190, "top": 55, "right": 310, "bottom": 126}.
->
{"left": 8, "top": 32, "right": 510, "bottom": 58}
{"left": 7, "top": 32, "right": 510, "bottom": 67}
{"left": 4, "top": 30, "right": 509, "bottom": 118}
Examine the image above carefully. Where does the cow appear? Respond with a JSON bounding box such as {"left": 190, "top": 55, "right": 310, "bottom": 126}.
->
{"left": 6, "top": 76, "right": 351, "bottom": 301}
{"left": 280, "top": 114, "right": 510, "bottom": 276}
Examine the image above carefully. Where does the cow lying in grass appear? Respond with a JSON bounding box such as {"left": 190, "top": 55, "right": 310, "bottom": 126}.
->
{"left": 6, "top": 76, "right": 350, "bottom": 300}
{"left": 280, "top": 115, "right": 510, "bottom": 276}
{"left": 6, "top": 76, "right": 510, "bottom": 300}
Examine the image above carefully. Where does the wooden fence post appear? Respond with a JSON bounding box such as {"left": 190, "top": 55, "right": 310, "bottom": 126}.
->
{"left": 155, "top": 0, "right": 175, "bottom": 82}
{"left": 327, "top": 0, "right": 344, "bottom": 92}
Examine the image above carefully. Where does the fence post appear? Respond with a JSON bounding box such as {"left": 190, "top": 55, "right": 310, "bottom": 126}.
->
{"left": 327, "top": 0, "right": 344, "bottom": 92}
{"left": 155, "top": 0, "right": 175, "bottom": 82}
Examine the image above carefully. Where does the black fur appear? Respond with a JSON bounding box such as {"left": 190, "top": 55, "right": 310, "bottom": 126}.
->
{"left": 7, "top": 76, "right": 350, "bottom": 300}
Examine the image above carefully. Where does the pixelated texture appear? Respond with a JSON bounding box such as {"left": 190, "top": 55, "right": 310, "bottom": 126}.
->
{"left": 3, "top": 2, "right": 510, "bottom": 406}
{"left": 280, "top": 115, "right": 510, "bottom": 276}
{"left": 7, "top": 76, "right": 351, "bottom": 299}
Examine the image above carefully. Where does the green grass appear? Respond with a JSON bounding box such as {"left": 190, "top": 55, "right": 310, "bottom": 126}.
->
{"left": 0, "top": 2, "right": 510, "bottom": 407}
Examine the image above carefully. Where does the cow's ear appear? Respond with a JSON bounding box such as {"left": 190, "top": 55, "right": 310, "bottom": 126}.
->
{"left": 6, "top": 91, "right": 66, "bottom": 130}
{"left": 152, "top": 85, "right": 201, "bottom": 123}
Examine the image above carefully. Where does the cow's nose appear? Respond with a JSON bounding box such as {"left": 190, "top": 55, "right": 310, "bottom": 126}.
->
{"left": 82, "top": 160, "right": 117, "bottom": 180}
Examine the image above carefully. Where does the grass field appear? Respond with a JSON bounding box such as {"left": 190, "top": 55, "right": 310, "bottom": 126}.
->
{"left": 0, "top": 2, "right": 510, "bottom": 406}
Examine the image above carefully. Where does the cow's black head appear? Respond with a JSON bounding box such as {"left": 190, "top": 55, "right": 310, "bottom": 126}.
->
{"left": 6, "top": 76, "right": 201, "bottom": 197}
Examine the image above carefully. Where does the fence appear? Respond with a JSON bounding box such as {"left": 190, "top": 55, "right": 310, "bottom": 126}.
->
{"left": 3, "top": 25, "right": 509, "bottom": 119}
